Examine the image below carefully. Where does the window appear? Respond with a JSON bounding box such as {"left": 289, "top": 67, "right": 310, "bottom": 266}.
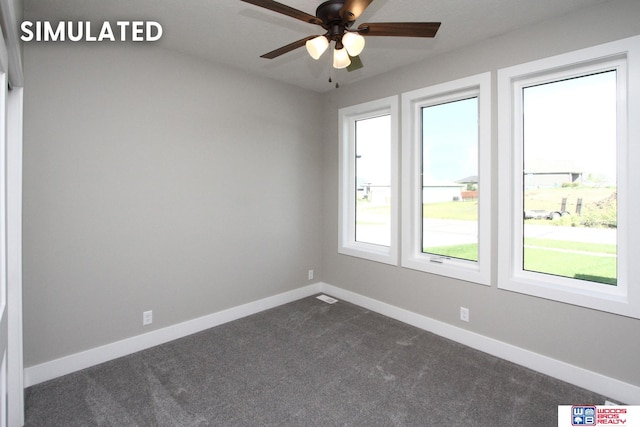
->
{"left": 523, "top": 71, "right": 617, "bottom": 284}
{"left": 338, "top": 96, "right": 398, "bottom": 264}
{"left": 498, "top": 36, "right": 640, "bottom": 318}
{"left": 402, "top": 73, "right": 491, "bottom": 285}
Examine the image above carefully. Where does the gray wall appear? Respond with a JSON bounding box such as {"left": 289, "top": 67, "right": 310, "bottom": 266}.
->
{"left": 22, "top": 43, "right": 324, "bottom": 367}
{"left": 322, "top": 0, "right": 640, "bottom": 388}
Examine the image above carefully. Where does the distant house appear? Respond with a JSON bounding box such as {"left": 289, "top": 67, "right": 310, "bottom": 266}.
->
{"left": 423, "top": 181, "right": 466, "bottom": 203}
{"left": 456, "top": 175, "right": 478, "bottom": 189}
{"left": 356, "top": 178, "right": 391, "bottom": 205}
{"left": 456, "top": 175, "right": 478, "bottom": 200}
{"left": 524, "top": 159, "right": 582, "bottom": 188}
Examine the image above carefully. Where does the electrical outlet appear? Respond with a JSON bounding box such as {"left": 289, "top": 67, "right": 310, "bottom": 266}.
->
{"left": 308, "top": 269, "right": 314, "bottom": 280}
{"left": 143, "top": 310, "right": 153, "bottom": 326}
{"left": 460, "top": 307, "right": 470, "bottom": 322}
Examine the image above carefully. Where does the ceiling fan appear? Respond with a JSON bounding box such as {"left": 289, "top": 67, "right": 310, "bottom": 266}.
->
{"left": 240, "top": 0, "right": 441, "bottom": 72}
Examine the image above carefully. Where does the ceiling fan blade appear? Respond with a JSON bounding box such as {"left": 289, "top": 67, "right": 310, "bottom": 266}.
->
{"left": 240, "top": 0, "right": 322, "bottom": 25}
{"left": 260, "top": 36, "right": 316, "bottom": 59}
{"left": 358, "top": 22, "right": 441, "bottom": 37}
{"left": 340, "top": 0, "right": 374, "bottom": 22}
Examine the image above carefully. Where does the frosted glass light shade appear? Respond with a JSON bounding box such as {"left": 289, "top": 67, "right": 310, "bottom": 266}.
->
{"left": 333, "top": 47, "right": 351, "bottom": 69}
{"left": 305, "top": 36, "right": 329, "bottom": 60}
{"left": 342, "top": 32, "right": 365, "bottom": 56}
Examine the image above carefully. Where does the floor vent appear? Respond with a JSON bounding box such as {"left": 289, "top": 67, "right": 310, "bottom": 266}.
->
{"left": 316, "top": 294, "right": 338, "bottom": 304}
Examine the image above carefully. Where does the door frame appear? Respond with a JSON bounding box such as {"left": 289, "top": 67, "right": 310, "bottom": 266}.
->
{"left": 0, "top": 0, "right": 24, "bottom": 425}
{"left": 6, "top": 86, "right": 22, "bottom": 427}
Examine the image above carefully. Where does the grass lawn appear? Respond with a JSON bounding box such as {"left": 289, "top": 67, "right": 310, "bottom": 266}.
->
{"left": 424, "top": 238, "right": 617, "bottom": 285}
{"left": 422, "top": 201, "right": 477, "bottom": 221}
{"left": 524, "top": 186, "right": 615, "bottom": 213}
{"left": 358, "top": 186, "right": 616, "bottom": 226}
{"left": 523, "top": 247, "right": 616, "bottom": 285}
{"left": 358, "top": 194, "right": 617, "bottom": 284}
{"left": 423, "top": 244, "right": 477, "bottom": 261}
{"left": 356, "top": 201, "right": 478, "bottom": 222}
{"left": 356, "top": 203, "right": 391, "bottom": 225}
{"left": 524, "top": 238, "right": 616, "bottom": 254}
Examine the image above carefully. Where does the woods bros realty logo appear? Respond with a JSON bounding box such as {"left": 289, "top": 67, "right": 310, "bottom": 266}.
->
{"left": 558, "top": 405, "right": 640, "bottom": 426}
{"left": 20, "top": 21, "right": 163, "bottom": 42}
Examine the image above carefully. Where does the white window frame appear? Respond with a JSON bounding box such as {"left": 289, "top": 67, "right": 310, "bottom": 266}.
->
{"left": 338, "top": 96, "right": 399, "bottom": 265}
{"left": 401, "top": 73, "right": 492, "bottom": 285}
{"left": 497, "top": 35, "right": 640, "bottom": 319}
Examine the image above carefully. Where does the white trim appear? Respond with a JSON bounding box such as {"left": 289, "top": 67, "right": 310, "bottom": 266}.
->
{"left": 24, "top": 281, "right": 640, "bottom": 404}
{"left": 497, "top": 35, "right": 640, "bottom": 319}
{"left": 6, "top": 87, "right": 22, "bottom": 427}
{"left": 338, "top": 96, "right": 399, "bottom": 265}
{"left": 24, "top": 284, "right": 322, "bottom": 387}
{"left": 1, "top": 351, "right": 6, "bottom": 427}
{"left": 401, "top": 72, "right": 492, "bottom": 285}
{"left": 1, "top": 0, "right": 24, "bottom": 423}
{"left": 318, "top": 283, "right": 640, "bottom": 405}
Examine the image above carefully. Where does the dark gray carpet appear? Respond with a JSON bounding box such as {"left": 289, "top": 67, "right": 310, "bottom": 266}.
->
{"left": 25, "top": 295, "right": 607, "bottom": 426}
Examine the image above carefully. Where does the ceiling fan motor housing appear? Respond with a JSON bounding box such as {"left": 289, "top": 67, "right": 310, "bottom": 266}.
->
{"left": 316, "top": 0, "right": 355, "bottom": 33}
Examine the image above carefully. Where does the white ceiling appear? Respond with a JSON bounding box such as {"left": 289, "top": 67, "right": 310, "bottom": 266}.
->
{"left": 24, "top": 0, "right": 610, "bottom": 93}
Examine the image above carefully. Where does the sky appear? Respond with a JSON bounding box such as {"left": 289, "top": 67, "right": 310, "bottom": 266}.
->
{"left": 422, "top": 97, "right": 478, "bottom": 183}
{"left": 355, "top": 114, "right": 391, "bottom": 186}
{"left": 523, "top": 70, "right": 617, "bottom": 182}
{"left": 354, "top": 98, "right": 479, "bottom": 186}
{"left": 354, "top": 69, "right": 618, "bottom": 187}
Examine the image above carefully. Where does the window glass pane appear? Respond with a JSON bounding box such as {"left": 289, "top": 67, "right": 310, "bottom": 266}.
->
{"left": 421, "top": 97, "right": 478, "bottom": 261}
{"left": 355, "top": 114, "right": 391, "bottom": 246}
{"left": 522, "top": 71, "right": 617, "bottom": 285}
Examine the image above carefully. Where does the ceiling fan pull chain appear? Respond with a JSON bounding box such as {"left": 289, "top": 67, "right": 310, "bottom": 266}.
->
{"left": 332, "top": 43, "right": 341, "bottom": 88}
{"left": 329, "top": 44, "right": 335, "bottom": 85}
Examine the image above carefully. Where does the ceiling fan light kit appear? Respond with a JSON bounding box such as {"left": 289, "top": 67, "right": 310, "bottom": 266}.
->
{"left": 342, "top": 31, "right": 365, "bottom": 56}
{"left": 333, "top": 46, "right": 351, "bottom": 69}
{"left": 240, "top": 0, "right": 441, "bottom": 74}
{"left": 305, "top": 32, "right": 364, "bottom": 65}
{"left": 305, "top": 35, "right": 329, "bottom": 60}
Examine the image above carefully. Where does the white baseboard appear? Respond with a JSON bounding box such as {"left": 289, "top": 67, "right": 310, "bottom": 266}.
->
{"left": 24, "top": 283, "right": 322, "bottom": 387}
{"left": 24, "top": 281, "right": 639, "bottom": 405}
{"left": 318, "top": 283, "right": 640, "bottom": 405}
